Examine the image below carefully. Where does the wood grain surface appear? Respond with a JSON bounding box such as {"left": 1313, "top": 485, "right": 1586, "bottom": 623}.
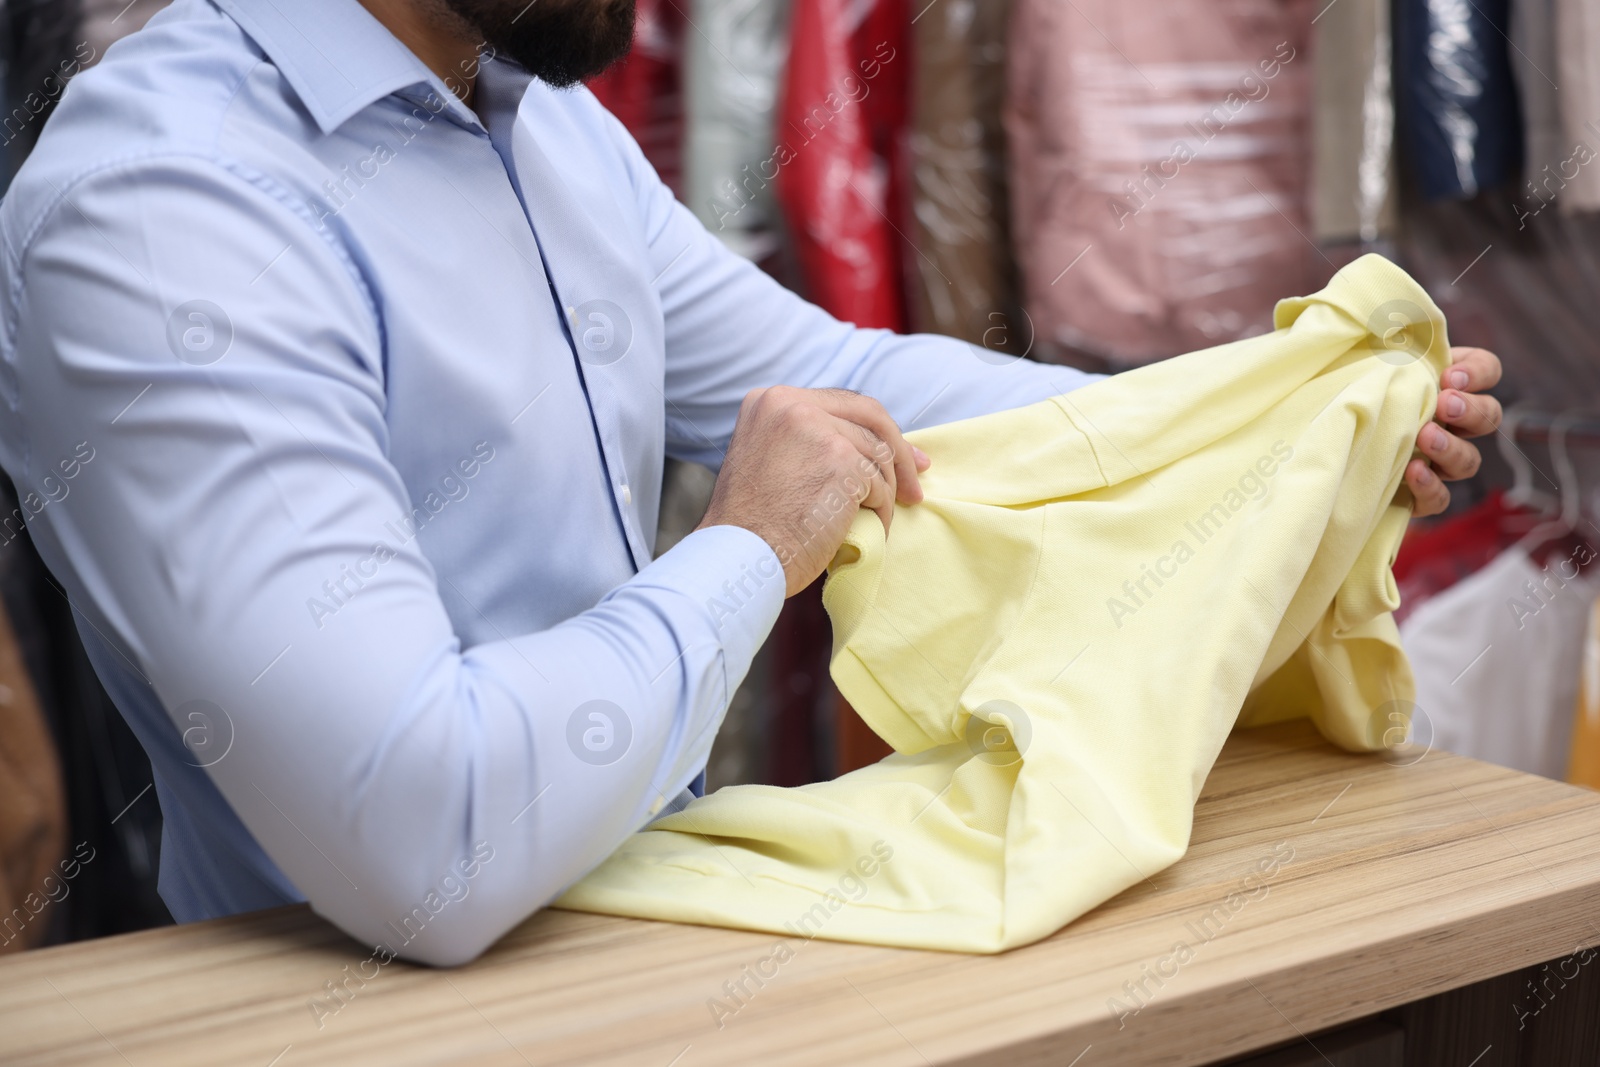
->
{"left": 4, "top": 720, "right": 1600, "bottom": 1067}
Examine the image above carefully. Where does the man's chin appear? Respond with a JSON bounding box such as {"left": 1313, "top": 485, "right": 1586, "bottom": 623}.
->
{"left": 445, "top": 0, "right": 638, "bottom": 88}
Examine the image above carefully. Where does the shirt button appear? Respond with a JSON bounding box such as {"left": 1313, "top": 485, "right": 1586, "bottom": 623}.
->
{"left": 620, "top": 484, "right": 632, "bottom": 505}
{"left": 648, "top": 796, "right": 665, "bottom": 816}
{"left": 566, "top": 306, "right": 578, "bottom": 329}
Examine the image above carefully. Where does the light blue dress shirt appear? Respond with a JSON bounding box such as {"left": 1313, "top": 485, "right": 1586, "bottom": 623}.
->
{"left": 0, "top": 0, "right": 1095, "bottom": 964}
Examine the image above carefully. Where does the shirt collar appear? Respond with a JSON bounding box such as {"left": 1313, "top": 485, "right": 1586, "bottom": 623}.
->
{"left": 212, "top": 0, "right": 481, "bottom": 134}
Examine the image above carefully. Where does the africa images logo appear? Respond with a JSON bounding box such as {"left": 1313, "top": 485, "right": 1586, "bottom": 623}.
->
{"left": 566, "top": 699, "right": 633, "bottom": 766}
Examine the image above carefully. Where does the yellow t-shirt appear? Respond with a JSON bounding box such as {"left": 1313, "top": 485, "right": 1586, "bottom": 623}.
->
{"left": 558, "top": 254, "right": 1444, "bottom": 953}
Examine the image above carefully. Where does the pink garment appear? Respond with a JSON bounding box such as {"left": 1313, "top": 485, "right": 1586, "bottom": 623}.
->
{"left": 1006, "top": 0, "right": 1317, "bottom": 367}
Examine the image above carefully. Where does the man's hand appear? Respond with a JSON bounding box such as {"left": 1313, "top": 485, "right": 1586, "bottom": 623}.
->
{"left": 1405, "top": 346, "right": 1503, "bottom": 517}
{"left": 698, "top": 386, "right": 931, "bottom": 597}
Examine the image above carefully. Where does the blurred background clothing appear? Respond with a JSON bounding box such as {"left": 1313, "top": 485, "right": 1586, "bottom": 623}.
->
{"left": 1394, "top": 0, "right": 1523, "bottom": 201}
{"left": 2, "top": 0, "right": 83, "bottom": 186}
{"left": 7, "top": 0, "right": 1600, "bottom": 949}
{"left": 0, "top": 0, "right": 172, "bottom": 947}
{"left": 0, "top": 595, "right": 65, "bottom": 953}
{"left": 584, "top": 0, "right": 1600, "bottom": 803}
{"left": 1007, "top": 0, "right": 1316, "bottom": 367}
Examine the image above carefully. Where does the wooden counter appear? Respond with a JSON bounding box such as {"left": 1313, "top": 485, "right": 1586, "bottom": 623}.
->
{"left": 4, "top": 721, "right": 1600, "bottom": 1067}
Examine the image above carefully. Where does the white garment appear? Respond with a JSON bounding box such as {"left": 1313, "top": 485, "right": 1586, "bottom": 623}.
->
{"left": 1311, "top": 0, "right": 1395, "bottom": 243}
{"left": 684, "top": 0, "right": 791, "bottom": 262}
{"left": 1401, "top": 546, "right": 1596, "bottom": 779}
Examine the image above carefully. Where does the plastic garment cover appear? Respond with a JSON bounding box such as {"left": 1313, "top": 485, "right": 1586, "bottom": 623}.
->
{"left": 586, "top": 0, "right": 687, "bottom": 195}
{"left": 1393, "top": 0, "right": 1522, "bottom": 201}
{"left": 775, "top": 0, "right": 909, "bottom": 329}
{"left": 905, "top": 0, "right": 1019, "bottom": 347}
{"left": 1554, "top": 0, "right": 1600, "bottom": 212}
{"left": 1311, "top": 0, "right": 1396, "bottom": 243}
{"left": 684, "top": 0, "right": 792, "bottom": 266}
{"left": 1005, "top": 0, "right": 1316, "bottom": 367}
{"left": 1511, "top": 0, "right": 1564, "bottom": 188}
{"left": 1386, "top": 2, "right": 1600, "bottom": 414}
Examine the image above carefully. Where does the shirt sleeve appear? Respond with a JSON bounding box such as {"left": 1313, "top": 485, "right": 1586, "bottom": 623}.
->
{"left": 3, "top": 156, "right": 783, "bottom": 965}
{"left": 593, "top": 104, "right": 1103, "bottom": 468}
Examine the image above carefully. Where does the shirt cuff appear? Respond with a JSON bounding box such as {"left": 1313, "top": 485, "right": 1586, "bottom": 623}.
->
{"left": 642, "top": 522, "right": 785, "bottom": 708}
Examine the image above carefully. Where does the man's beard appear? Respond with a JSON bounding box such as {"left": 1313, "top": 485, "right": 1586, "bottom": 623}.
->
{"left": 440, "top": 0, "right": 637, "bottom": 88}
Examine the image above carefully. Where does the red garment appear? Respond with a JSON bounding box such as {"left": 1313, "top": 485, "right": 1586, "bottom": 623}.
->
{"left": 772, "top": 0, "right": 911, "bottom": 777}
{"left": 776, "top": 0, "right": 910, "bottom": 329}
{"left": 586, "top": 0, "right": 687, "bottom": 195}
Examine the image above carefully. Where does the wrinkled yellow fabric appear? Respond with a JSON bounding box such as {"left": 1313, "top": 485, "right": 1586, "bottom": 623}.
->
{"left": 558, "top": 254, "right": 1445, "bottom": 953}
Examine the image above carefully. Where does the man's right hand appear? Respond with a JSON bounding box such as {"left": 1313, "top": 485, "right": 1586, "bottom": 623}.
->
{"left": 697, "top": 386, "right": 931, "bottom": 597}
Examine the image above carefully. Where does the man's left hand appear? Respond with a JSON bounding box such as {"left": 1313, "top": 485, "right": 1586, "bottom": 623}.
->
{"left": 1404, "top": 346, "right": 1503, "bottom": 517}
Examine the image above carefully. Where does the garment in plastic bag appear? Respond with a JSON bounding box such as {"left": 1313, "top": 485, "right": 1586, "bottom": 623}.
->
{"left": 1005, "top": 0, "right": 1316, "bottom": 367}
{"left": 685, "top": 0, "right": 792, "bottom": 267}
{"left": 905, "top": 0, "right": 1018, "bottom": 347}
{"left": 775, "top": 0, "right": 909, "bottom": 329}
{"left": 1554, "top": 0, "right": 1600, "bottom": 212}
{"left": 1311, "top": 0, "right": 1396, "bottom": 243}
{"left": 1393, "top": 0, "right": 1522, "bottom": 201}
{"left": 587, "top": 0, "right": 686, "bottom": 195}
{"left": 1511, "top": 0, "right": 1564, "bottom": 186}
